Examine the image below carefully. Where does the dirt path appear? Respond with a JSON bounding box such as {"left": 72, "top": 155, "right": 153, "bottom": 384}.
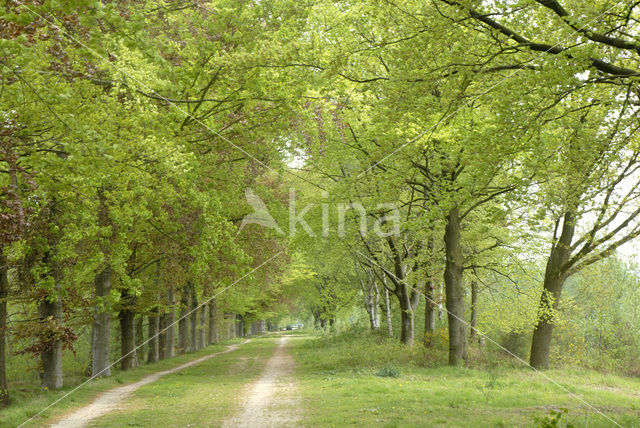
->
{"left": 223, "top": 336, "right": 299, "bottom": 428}
{"left": 49, "top": 341, "right": 249, "bottom": 428}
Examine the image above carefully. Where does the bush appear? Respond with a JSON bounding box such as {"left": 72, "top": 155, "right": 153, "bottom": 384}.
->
{"left": 376, "top": 364, "right": 400, "bottom": 378}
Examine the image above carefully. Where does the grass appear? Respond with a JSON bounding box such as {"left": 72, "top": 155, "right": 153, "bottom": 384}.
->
{"left": 3, "top": 337, "right": 247, "bottom": 428}
{"left": 5, "top": 331, "right": 640, "bottom": 427}
{"left": 293, "top": 330, "right": 640, "bottom": 427}
{"left": 91, "top": 336, "right": 277, "bottom": 427}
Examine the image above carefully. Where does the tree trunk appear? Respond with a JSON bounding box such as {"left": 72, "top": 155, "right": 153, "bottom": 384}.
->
{"left": 198, "top": 305, "right": 205, "bottom": 350}
{"left": 158, "top": 313, "right": 166, "bottom": 360}
{"left": 91, "top": 267, "right": 112, "bottom": 377}
{"left": 424, "top": 278, "right": 437, "bottom": 347}
{"left": 119, "top": 289, "right": 137, "bottom": 370}
{"left": 189, "top": 284, "right": 197, "bottom": 352}
{"left": 135, "top": 315, "right": 143, "bottom": 365}
{"left": 398, "top": 284, "right": 420, "bottom": 346}
{"left": 164, "top": 285, "right": 175, "bottom": 359}
{"left": 530, "top": 212, "right": 575, "bottom": 369}
{"left": 236, "top": 314, "right": 244, "bottom": 337}
{"left": 178, "top": 286, "right": 189, "bottom": 355}
{"left": 469, "top": 280, "right": 479, "bottom": 342}
{"left": 361, "top": 271, "right": 380, "bottom": 330}
{"left": 382, "top": 280, "right": 393, "bottom": 337}
{"left": 207, "top": 300, "right": 217, "bottom": 345}
{"left": 438, "top": 281, "right": 444, "bottom": 320}
{"left": 443, "top": 206, "right": 468, "bottom": 365}
{"left": 39, "top": 274, "right": 63, "bottom": 390}
{"left": 0, "top": 253, "right": 10, "bottom": 406}
{"left": 147, "top": 308, "right": 159, "bottom": 364}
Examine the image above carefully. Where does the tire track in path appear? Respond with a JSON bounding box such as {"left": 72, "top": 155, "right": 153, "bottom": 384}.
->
{"left": 49, "top": 340, "right": 249, "bottom": 428}
{"left": 223, "top": 336, "right": 299, "bottom": 428}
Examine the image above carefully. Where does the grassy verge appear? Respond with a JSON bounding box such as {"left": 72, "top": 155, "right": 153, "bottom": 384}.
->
{"left": 3, "top": 338, "right": 246, "bottom": 428}
{"left": 292, "top": 330, "right": 640, "bottom": 427}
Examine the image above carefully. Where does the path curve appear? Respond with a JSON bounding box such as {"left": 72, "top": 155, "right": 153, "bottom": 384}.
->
{"left": 49, "top": 340, "right": 249, "bottom": 428}
{"left": 223, "top": 336, "right": 299, "bottom": 428}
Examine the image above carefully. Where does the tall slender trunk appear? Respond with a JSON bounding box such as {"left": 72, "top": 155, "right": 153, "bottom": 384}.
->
{"left": 438, "top": 281, "right": 444, "bottom": 320}
{"left": 372, "top": 279, "right": 380, "bottom": 329}
{"left": 39, "top": 265, "right": 63, "bottom": 390}
{"left": 147, "top": 308, "right": 159, "bottom": 364}
{"left": 398, "top": 284, "right": 420, "bottom": 345}
{"left": 469, "top": 280, "right": 479, "bottom": 342}
{"left": 178, "top": 286, "right": 189, "bottom": 355}
{"left": 361, "top": 271, "right": 380, "bottom": 330}
{"left": 530, "top": 212, "right": 575, "bottom": 369}
{"left": 135, "top": 315, "right": 143, "bottom": 365}
{"left": 158, "top": 313, "right": 166, "bottom": 360}
{"left": 207, "top": 300, "right": 217, "bottom": 345}
{"left": 382, "top": 280, "right": 393, "bottom": 337}
{"left": 119, "top": 289, "right": 137, "bottom": 370}
{"left": 164, "top": 285, "right": 175, "bottom": 359}
{"left": 189, "top": 284, "right": 197, "bottom": 352}
{"left": 443, "top": 206, "right": 468, "bottom": 365}
{"left": 236, "top": 314, "right": 244, "bottom": 337}
{"left": 424, "top": 278, "right": 437, "bottom": 347}
{"left": 91, "top": 267, "right": 112, "bottom": 377}
{"left": 0, "top": 253, "right": 10, "bottom": 406}
{"left": 198, "top": 305, "right": 205, "bottom": 349}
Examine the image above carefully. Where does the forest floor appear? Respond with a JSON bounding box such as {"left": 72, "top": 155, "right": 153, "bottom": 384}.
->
{"left": 6, "top": 331, "right": 640, "bottom": 427}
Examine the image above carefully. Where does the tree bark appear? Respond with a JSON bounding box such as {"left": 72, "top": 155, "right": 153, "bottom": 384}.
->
{"left": 383, "top": 288, "right": 393, "bottom": 337}
{"left": 469, "top": 280, "right": 479, "bottom": 342}
{"left": 164, "top": 285, "right": 175, "bottom": 359}
{"left": 39, "top": 270, "right": 63, "bottom": 390}
{"left": 530, "top": 212, "right": 575, "bottom": 369}
{"left": 189, "top": 284, "right": 197, "bottom": 352}
{"left": 119, "top": 289, "right": 137, "bottom": 370}
{"left": 361, "top": 269, "right": 380, "bottom": 330}
{"left": 158, "top": 313, "right": 166, "bottom": 360}
{"left": 147, "top": 308, "right": 159, "bottom": 364}
{"left": 236, "top": 314, "right": 244, "bottom": 337}
{"left": 398, "top": 284, "right": 420, "bottom": 346}
{"left": 443, "top": 206, "right": 468, "bottom": 365}
{"left": 207, "top": 300, "right": 217, "bottom": 345}
{"left": 424, "top": 278, "right": 437, "bottom": 347}
{"left": 198, "top": 305, "right": 205, "bottom": 350}
{"left": 382, "top": 280, "right": 393, "bottom": 337}
{"left": 135, "top": 315, "right": 143, "bottom": 365}
{"left": 91, "top": 267, "right": 112, "bottom": 377}
{"left": 178, "top": 286, "right": 189, "bottom": 355}
{"left": 0, "top": 253, "right": 10, "bottom": 406}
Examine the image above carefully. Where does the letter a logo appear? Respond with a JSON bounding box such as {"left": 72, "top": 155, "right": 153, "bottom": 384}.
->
{"left": 237, "top": 188, "right": 284, "bottom": 235}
